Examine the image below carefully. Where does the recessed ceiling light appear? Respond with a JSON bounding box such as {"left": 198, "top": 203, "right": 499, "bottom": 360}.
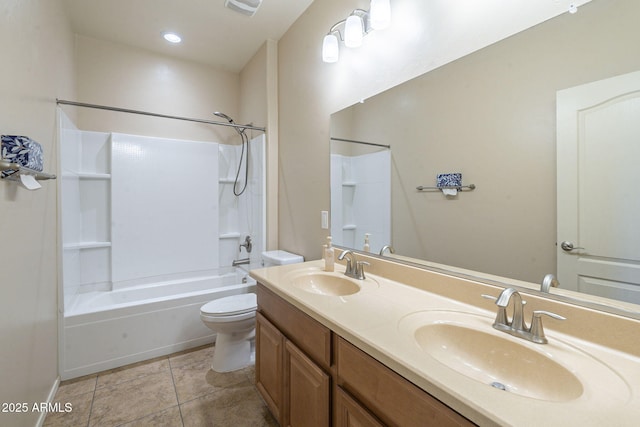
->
{"left": 162, "top": 32, "right": 182, "bottom": 43}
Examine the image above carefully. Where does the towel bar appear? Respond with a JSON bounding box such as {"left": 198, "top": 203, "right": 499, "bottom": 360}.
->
{"left": 0, "top": 160, "right": 56, "bottom": 181}
{"left": 416, "top": 184, "right": 476, "bottom": 191}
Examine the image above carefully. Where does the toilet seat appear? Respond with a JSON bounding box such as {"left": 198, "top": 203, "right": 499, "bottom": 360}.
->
{"left": 200, "top": 293, "right": 257, "bottom": 316}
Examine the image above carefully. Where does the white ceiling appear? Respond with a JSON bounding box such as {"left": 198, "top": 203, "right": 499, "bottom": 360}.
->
{"left": 62, "top": 0, "right": 315, "bottom": 72}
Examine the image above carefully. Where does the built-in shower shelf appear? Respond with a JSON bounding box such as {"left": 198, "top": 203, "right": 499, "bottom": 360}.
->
{"left": 342, "top": 181, "right": 356, "bottom": 187}
{"left": 64, "top": 241, "right": 112, "bottom": 250}
{"left": 219, "top": 232, "right": 241, "bottom": 239}
{"left": 343, "top": 224, "right": 357, "bottom": 230}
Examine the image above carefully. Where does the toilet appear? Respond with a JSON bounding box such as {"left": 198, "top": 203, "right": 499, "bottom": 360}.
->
{"left": 200, "top": 250, "right": 304, "bottom": 372}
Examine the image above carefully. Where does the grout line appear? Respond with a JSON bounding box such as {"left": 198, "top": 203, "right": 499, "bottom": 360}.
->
{"left": 167, "top": 356, "right": 186, "bottom": 427}
{"left": 86, "top": 376, "right": 98, "bottom": 427}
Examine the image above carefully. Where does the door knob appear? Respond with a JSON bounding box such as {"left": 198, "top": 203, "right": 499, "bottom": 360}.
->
{"left": 560, "top": 241, "right": 584, "bottom": 252}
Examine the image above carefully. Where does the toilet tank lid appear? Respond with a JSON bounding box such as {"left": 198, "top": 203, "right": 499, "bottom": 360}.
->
{"left": 201, "top": 293, "right": 257, "bottom": 315}
{"left": 261, "top": 250, "right": 304, "bottom": 265}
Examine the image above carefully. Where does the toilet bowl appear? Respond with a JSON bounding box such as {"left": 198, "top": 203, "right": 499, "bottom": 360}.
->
{"left": 200, "top": 293, "right": 257, "bottom": 372}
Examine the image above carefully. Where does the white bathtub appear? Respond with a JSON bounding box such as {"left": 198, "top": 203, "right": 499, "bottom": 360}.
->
{"left": 61, "top": 268, "right": 256, "bottom": 380}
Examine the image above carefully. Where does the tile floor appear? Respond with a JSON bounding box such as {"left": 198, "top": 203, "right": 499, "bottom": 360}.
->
{"left": 44, "top": 345, "right": 278, "bottom": 427}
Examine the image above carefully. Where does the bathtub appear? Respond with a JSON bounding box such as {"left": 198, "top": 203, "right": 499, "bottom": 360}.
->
{"left": 61, "top": 268, "right": 256, "bottom": 380}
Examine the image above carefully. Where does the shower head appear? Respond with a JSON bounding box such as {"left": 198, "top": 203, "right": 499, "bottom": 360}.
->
{"left": 214, "top": 112, "right": 235, "bottom": 123}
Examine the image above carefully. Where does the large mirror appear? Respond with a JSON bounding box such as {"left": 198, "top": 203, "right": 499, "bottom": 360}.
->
{"left": 330, "top": 0, "right": 640, "bottom": 313}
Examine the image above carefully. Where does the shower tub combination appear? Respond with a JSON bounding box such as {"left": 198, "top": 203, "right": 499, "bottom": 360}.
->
{"left": 61, "top": 268, "right": 256, "bottom": 380}
{"left": 58, "top": 111, "right": 266, "bottom": 380}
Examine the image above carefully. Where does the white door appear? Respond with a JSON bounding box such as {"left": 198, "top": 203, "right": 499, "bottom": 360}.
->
{"left": 557, "top": 70, "right": 640, "bottom": 304}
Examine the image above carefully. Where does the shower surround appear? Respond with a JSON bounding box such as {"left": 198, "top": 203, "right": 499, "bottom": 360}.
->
{"left": 57, "top": 110, "right": 265, "bottom": 379}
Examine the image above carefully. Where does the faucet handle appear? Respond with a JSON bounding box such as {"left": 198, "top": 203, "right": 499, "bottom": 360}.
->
{"left": 355, "top": 261, "right": 370, "bottom": 280}
{"left": 530, "top": 310, "right": 566, "bottom": 344}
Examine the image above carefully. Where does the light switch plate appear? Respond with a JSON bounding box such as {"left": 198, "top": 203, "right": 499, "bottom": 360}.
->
{"left": 321, "top": 211, "right": 329, "bottom": 229}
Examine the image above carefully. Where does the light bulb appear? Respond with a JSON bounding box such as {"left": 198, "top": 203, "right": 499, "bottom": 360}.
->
{"left": 370, "top": 0, "right": 391, "bottom": 30}
{"left": 344, "top": 15, "right": 364, "bottom": 48}
{"left": 162, "top": 32, "right": 182, "bottom": 43}
{"left": 322, "top": 34, "right": 339, "bottom": 63}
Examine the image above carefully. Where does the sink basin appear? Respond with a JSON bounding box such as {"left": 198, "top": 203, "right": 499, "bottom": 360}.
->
{"left": 287, "top": 270, "right": 378, "bottom": 296}
{"left": 398, "top": 311, "right": 630, "bottom": 403}
{"left": 416, "top": 322, "right": 582, "bottom": 401}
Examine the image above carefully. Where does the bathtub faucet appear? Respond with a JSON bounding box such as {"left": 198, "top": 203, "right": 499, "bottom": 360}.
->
{"left": 239, "top": 235, "right": 252, "bottom": 254}
{"left": 232, "top": 258, "right": 250, "bottom": 267}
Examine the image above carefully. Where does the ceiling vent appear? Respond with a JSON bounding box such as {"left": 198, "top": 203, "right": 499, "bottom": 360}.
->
{"left": 224, "top": 0, "right": 263, "bottom": 17}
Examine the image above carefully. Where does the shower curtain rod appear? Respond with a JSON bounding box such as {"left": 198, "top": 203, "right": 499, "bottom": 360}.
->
{"left": 330, "top": 137, "right": 390, "bottom": 149}
{"left": 56, "top": 99, "right": 266, "bottom": 133}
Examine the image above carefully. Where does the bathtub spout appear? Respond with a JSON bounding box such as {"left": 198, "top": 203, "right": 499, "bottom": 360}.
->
{"left": 232, "top": 258, "right": 250, "bottom": 267}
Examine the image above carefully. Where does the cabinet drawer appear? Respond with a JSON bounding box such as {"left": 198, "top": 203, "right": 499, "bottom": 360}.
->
{"left": 257, "top": 283, "right": 332, "bottom": 369}
{"left": 337, "top": 338, "right": 474, "bottom": 427}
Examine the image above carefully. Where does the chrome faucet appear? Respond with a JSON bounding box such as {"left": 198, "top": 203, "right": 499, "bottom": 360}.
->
{"left": 232, "top": 258, "right": 250, "bottom": 267}
{"left": 494, "top": 287, "right": 525, "bottom": 332}
{"left": 337, "top": 250, "right": 369, "bottom": 280}
{"left": 379, "top": 245, "right": 395, "bottom": 256}
{"left": 239, "top": 235, "right": 252, "bottom": 254}
{"left": 483, "top": 287, "right": 566, "bottom": 344}
{"left": 541, "top": 274, "right": 559, "bottom": 293}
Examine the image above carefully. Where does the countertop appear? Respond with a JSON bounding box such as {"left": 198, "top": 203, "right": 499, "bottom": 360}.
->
{"left": 250, "top": 259, "right": 640, "bottom": 427}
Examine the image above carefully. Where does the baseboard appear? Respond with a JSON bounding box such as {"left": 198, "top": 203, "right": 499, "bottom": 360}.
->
{"left": 35, "top": 376, "right": 60, "bottom": 427}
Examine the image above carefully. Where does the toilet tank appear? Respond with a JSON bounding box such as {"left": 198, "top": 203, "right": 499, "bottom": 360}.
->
{"left": 261, "top": 250, "right": 304, "bottom": 267}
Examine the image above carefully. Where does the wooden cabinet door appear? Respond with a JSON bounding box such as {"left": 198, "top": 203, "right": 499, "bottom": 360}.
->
{"left": 256, "top": 312, "right": 285, "bottom": 424}
{"left": 285, "top": 340, "right": 330, "bottom": 427}
{"left": 336, "top": 387, "right": 384, "bottom": 427}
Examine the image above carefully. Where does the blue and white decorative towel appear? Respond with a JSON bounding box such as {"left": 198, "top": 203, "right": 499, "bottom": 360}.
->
{"left": 436, "top": 173, "right": 462, "bottom": 188}
{"left": 1, "top": 135, "right": 44, "bottom": 177}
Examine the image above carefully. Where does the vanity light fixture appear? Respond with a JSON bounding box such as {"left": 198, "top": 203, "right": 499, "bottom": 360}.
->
{"left": 344, "top": 12, "right": 366, "bottom": 48}
{"left": 162, "top": 32, "right": 182, "bottom": 44}
{"left": 322, "top": 0, "right": 391, "bottom": 63}
{"left": 322, "top": 33, "right": 340, "bottom": 63}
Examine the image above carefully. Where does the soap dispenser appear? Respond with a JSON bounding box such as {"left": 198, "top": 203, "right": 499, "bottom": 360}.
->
{"left": 363, "top": 233, "right": 371, "bottom": 252}
{"left": 324, "top": 236, "right": 335, "bottom": 272}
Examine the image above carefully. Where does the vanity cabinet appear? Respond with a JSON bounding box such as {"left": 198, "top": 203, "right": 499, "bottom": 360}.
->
{"left": 256, "top": 283, "right": 473, "bottom": 427}
{"left": 256, "top": 285, "right": 332, "bottom": 427}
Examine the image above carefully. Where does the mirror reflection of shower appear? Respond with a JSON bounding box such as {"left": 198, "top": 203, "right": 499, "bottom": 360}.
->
{"left": 214, "top": 112, "right": 250, "bottom": 196}
{"left": 330, "top": 137, "right": 391, "bottom": 253}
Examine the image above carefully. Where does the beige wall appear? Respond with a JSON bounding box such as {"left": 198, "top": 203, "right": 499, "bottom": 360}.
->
{"left": 0, "top": 1, "right": 75, "bottom": 426}
{"left": 275, "top": 0, "right": 632, "bottom": 274}
{"left": 73, "top": 35, "right": 240, "bottom": 144}
{"left": 333, "top": 0, "right": 640, "bottom": 283}
{"left": 240, "top": 40, "right": 279, "bottom": 249}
